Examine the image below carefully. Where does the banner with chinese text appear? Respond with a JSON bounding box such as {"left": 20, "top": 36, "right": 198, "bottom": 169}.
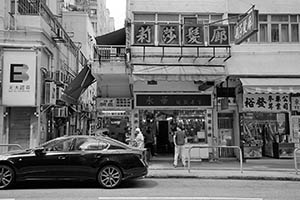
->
{"left": 209, "top": 25, "right": 229, "bottom": 46}
{"left": 243, "top": 93, "right": 290, "bottom": 112}
{"left": 134, "top": 23, "right": 154, "bottom": 45}
{"left": 3, "top": 50, "right": 36, "bottom": 106}
{"left": 135, "top": 93, "right": 212, "bottom": 108}
{"left": 96, "top": 98, "right": 132, "bottom": 110}
{"left": 183, "top": 24, "right": 205, "bottom": 46}
{"left": 158, "top": 24, "right": 180, "bottom": 45}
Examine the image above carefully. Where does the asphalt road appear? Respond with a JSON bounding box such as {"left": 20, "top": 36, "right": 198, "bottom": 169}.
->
{"left": 0, "top": 178, "right": 299, "bottom": 200}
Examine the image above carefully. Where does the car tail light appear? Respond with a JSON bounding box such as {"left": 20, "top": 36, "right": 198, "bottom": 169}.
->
{"left": 137, "top": 150, "right": 148, "bottom": 167}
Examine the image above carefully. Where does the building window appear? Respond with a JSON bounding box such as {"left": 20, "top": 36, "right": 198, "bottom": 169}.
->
{"left": 133, "top": 14, "right": 155, "bottom": 22}
{"left": 157, "top": 14, "right": 179, "bottom": 22}
{"left": 281, "top": 24, "right": 289, "bottom": 42}
{"left": 229, "top": 13, "right": 300, "bottom": 44}
{"left": 259, "top": 24, "right": 268, "bottom": 42}
{"left": 271, "top": 24, "right": 279, "bottom": 42}
{"left": 291, "top": 24, "right": 299, "bottom": 42}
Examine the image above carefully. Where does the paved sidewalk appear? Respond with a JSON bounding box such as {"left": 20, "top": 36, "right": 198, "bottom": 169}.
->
{"left": 145, "top": 156, "right": 300, "bottom": 181}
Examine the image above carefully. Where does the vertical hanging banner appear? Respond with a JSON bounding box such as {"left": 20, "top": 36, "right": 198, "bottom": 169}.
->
{"left": 3, "top": 50, "right": 37, "bottom": 106}
{"left": 158, "top": 24, "right": 180, "bottom": 45}
{"left": 183, "top": 24, "right": 205, "bottom": 46}
{"left": 234, "top": 9, "right": 259, "bottom": 44}
{"left": 209, "top": 25, "right": 229, "bottom": 45}
{"left": 134, "top": 23, "right": 154, "bottom": 45}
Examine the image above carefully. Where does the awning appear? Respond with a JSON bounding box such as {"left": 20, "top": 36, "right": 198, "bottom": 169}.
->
{"left": 133, "top": 65, "right": 226, "bottom": 82}
{"left": 62, "top": 65, "right": 96, "bottom": 104}
{"left": 95, "top": 28, "right": 125, "bottom": 45}
{"left": 97, "top": 74, "right": 131, "bottom": 98}
{"left": 240, "top": 78, "right": 300, "bottom": 94}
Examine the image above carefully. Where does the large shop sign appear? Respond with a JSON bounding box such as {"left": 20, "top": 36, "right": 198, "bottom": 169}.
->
{"left": 134, "top": 23, "right": 229, "bottom": 46}
{"left": 135, "top": 93, "right": 212, "bottom": 108}
{"left": 2, "top": 50, "right": 36, "bottom": 106}
{"left": 243, "top": 93, "right": 290, "bottom": 112}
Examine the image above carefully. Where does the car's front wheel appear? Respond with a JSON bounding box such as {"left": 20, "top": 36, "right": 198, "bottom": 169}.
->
{"left": 0, "top": 165, "right": 15, "bottom": 189}
{"left": 98, "top": 165, "right": 122, "bottom": 189}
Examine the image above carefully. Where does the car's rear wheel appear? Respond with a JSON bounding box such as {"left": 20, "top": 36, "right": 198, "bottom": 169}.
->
{"left": 98, "top": 165, "right": 122, "bottom": 189}
{"left": 0, "top": 165, "right": 15, "bottom": 189}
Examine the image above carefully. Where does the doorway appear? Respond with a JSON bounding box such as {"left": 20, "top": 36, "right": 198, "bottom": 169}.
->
{"left": 157, "top": 120, "right": 171, "bottom": 154}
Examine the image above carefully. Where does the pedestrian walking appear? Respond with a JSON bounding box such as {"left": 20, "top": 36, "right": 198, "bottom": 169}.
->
{"left": 173, "top": 126, "right": 186, "bottom": 168}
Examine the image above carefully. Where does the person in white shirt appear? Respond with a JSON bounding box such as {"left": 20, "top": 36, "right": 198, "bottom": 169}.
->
{"left": 134, "top": 127, "right": 144, "bottom": 149}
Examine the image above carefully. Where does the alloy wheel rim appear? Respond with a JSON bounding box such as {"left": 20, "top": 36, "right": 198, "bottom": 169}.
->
{"left": 0, "top": 166, "right": 13, "bottom": 188}
{"left": 100, "top": 166, "right": 121, "bottom": 188}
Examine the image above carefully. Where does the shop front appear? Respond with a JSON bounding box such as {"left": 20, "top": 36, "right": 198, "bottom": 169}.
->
{"left": 134, "top": 93, "right": 213, "bottom": 158}
{"left": 239, "top": 78, "right": 300, "bottom": 159}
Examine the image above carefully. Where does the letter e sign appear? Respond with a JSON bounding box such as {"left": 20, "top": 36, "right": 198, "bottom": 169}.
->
{"left": 10, "top": 64, "right": 29, "bottom": 83}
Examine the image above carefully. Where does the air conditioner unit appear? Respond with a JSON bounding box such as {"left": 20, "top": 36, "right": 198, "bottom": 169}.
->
{"left": 56, "top": 86, "right": 64, "bottom": 100}
{"left": 44, "top": 82, "right": 56, "bottom": 105}
{"left": 56, "top": 28, "right": 63, "bottom": 39}
{"left": 55, "top": 70, "right": 64, "bottom": 83}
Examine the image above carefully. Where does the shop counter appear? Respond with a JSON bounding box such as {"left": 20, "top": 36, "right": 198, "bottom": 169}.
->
{"left": 185, "top": 143, "right": 209, "bottom": 160}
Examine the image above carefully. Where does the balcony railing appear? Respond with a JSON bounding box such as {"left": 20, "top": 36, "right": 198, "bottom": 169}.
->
{"left": 16, "top": 0, "right": 88, "bottom": 67}
{"left": 95, "top": 45, "right": 126, "bottom": 63}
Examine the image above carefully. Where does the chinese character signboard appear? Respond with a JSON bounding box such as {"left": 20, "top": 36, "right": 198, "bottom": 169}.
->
{"left": 134, "top": 23, "right": 154, "bottom": 45}
{"left": 183, "top": 25, "right": 205, "bottom": 46}
{"left": 159, "top": 24, "right": 180, "bottom": 45}
{"left": 135, "top": 93, "right": 212, "bottom": 108}
{"left": 2, "top": 50, "right": 36, "bottom": 106}
{"left": 243, "top": 93, "right": 290, "bottom": 112}
{"left": 234, "top": 9, "right": 259, "bottom": 44}
{"left": 209, "top": 25, "right": 229, "bottom": 45}
{"left": 96, "top": 98, "right": 132, "bottom": 110}
{"left": 291, "top": 97, "right": 300, "bottom": 111}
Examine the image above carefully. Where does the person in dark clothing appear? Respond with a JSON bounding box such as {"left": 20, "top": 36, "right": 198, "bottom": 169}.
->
{"left": 144, "top": 127, "right": 155, "bottom": 160}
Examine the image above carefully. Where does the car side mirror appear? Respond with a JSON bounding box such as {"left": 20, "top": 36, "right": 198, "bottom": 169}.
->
{"left": 34, "top": 147, "right": 46, "bottom": 156}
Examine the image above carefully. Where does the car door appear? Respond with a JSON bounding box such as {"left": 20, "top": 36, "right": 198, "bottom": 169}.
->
{"left": 16, "top": 137, "right": 74, "bottom": 179}
{"left": 67, "top": 137, "right": 109, "bottom": 179}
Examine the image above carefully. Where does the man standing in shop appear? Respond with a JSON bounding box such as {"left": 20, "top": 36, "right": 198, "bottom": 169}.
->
{"left": 173, "top": 126, "right": 186, "bottom": 168}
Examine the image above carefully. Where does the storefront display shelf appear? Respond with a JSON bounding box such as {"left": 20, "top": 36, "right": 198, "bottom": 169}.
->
{"left": 273, "top": 142, "right": 295, "bottom": 159}
{"left": 243, "top": 146, "right": 262, "bottom": 158}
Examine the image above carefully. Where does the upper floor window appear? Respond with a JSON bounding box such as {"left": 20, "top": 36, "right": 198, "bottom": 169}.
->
{"left": 229, "top": 14, "right": 300, "bottom": 43}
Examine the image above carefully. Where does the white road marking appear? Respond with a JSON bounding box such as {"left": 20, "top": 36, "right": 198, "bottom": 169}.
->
{"left": 98, "top": 197, "right": 263, "bottom": 200}
{"left": 0, "top": 199, "right": 15, "bottom": 200}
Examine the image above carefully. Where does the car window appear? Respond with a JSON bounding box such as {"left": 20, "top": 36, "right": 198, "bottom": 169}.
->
{"left": 42, "top": 138, "right": 74, "bottom": 152}
{"left": 74, "top": 138, "right": 109, "bottom": 151}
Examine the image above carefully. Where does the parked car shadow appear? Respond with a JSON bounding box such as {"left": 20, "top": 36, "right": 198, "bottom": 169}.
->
{"left": 11, "top": 179, "right": 157, "bottom": 190}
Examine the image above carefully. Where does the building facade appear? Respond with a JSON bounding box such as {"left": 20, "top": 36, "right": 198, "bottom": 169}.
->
{"left": 125, "top": 0, "right": 300, "bottom": 159}
{"left": 0, "top": 0, "right": 98, "bottom": 151}
{"left": 64, "top": 0, "right": 115, "bottom": 35}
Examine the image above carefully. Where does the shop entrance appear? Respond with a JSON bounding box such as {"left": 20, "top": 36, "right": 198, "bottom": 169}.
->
{"left": 218, "top": 113, "right": 234, "bottom": 157}
{"left": 139, "top": 109, "right": 207, "bottom": 156}
{"left": 9, "top": 107, "right": 32, "bottom": 149}
{"left": 241, "top": 112, "right": 294, "bottom": 159}
{"left": 157, "top": 120, "right": 171, "bottom": 153}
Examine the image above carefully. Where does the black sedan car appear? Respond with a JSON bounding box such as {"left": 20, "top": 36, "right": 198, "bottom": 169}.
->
{"left": 0, "top": 135, "right": 148, "bottom": 189}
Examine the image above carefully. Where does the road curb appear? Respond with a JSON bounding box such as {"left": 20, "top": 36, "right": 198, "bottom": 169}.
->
{"left": 145, "top": 175, "right": 300, "bottom": 181}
